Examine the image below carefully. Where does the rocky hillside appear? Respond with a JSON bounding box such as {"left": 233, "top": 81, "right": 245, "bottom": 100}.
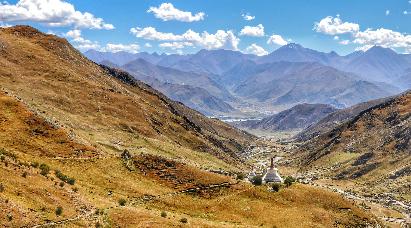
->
{"left": 236, "top": 103, "right": 338, "bottom": 132}
{"left": 296, "top": 90, "right": 411, "bottom": 202}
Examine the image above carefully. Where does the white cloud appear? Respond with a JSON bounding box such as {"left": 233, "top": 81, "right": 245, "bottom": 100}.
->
{"left": 314, "top": 15, "right": 359, "bottom": 35}
{"left": 267, "top": 34, "right": 288, "bottom": 46}
{"left": 147, "top": 3, "right": 204, "bottom": 22}
{"left": 353, "top": 28, "right": 411, "bottom": 49}
{"left": 315, "top": 15, "right": 411, "bottom": 52}
{"left": 104, "top": 43, "right": 140, "bottom": 53}
{"left": 0, "top": 0, "right": 114, "bottom": 29}
{"left": 145, "top": 43, "right": 152, "bottom": 48}
{"left": 355, "top": 45, "right": 373, "bottom": 52}
{"left": 130, "top": 26, "right": 240, "bottom": 50}
{"left": 159, "top": 42, "right": 193, "bottom": 50}
{"left": 64, "top": 29, "right": 100, "bottom": 50}
{"left": 386, "top": 10, "right": 390, "bottom": 16}
{"left": 239, "top": 24, "right": 264, "bottom": 37}
{"left": 334, "top": 36, "right": 339, "bottom": 40}
{"left": 339, "top": 40, "right": 350, "bottom": 45}
{"left": 404, "top": 10, "right": 409, "bottom": 15}
{"left": 242, "top": 13, "right": 255, "bottom": 21}
{"left": 244, "top": 43, "right": 268, "bottom": 56}
{"left": 65, "top": 30, "right": 139, "bottom": 53}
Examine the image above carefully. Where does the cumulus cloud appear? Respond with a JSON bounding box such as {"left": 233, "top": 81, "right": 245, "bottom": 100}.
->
{"left": 64, "top": 29, "right": 100, "bottom": 50}
{"left": 245, "top": 43, "right": 268, "bottom": 56}
{"left": 314, "top": 15, "right": 359, "bottom": 35}
{"left": 353, "top": 28, "right": 411, "bottom": 49}
{"left": 65, "top": 30, "right": 140, "bottom": 53}
{"left": 147, "top": 3, "right": 204, "bottom": 22}
{"left": 315, "top": 15, "right": 411, "bottom": 52}
{"left": 267, "top": 34, "right": 288, "bottom": 46}
{"left": 239, "top": 24, "right": 265, "bottom": 37}
{"left": 386, "top": 10, "right": 390, "bottom": 16}
{"left": 242, "top": 13, "right": 255, "bottom": 21}
{"left": 130, "top": 26, "right": 240, "bottom": 50}
{"left": 0, "top": 0, "right": 114, "bottom": 29}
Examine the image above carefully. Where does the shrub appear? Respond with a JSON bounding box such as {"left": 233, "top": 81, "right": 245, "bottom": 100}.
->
{"left": 31, "top": 162, "right": 39, "bottom": 168}
{"left": 6, "top": 214, "right": 12, "bottom": 221}
{"left": 271, "top": 183, "right": 282, "bottom": 192}
{"left": 180, "top": 218, "right": 188, "bottom": 223}
{"left": 0, "top": 155, "right": 4, "bottom": 161}
{"left": 236, "top": 173, "right": 245, "bottom": 180}
{"left": 284, "top": 176, "right": 296, "bottom": 187}
{"left": 118, "top": 198, "right": 126, "bottom": 206}
{"left": 55, "top": 206, "right": 63, "bottom": 216}
{"left": 59, "top": 182, "right": 65, "bottom": 187}
{"left": 22, "top": 172, "right": 28, "bottom": 178}
{"left": 161, "top": 211, "right": 167, "bottom": 218}
{"left": 55, "top": 170, "right": 75, "bottom": 185}
{"left": 39, "top": 163, "right": 50, "bottom": 176}
{"left": 251, "top": 175, "right": 263, "bottom": 186}
{"left": 0, "top": 183, "right": 4, "bottom": 192}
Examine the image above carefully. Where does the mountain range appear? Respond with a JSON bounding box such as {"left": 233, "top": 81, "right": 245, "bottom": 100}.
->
{"left": 85, "top": 43, "right": 410, "bottom": 118}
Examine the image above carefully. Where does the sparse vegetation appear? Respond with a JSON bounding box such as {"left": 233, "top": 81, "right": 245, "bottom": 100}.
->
{"left": 118, "top": 198, "right": 127, "bottom": 206}
{"left": 284, "top": 176, "right": 296, "bottom": 187}
{"left": 55, "top": 170, "right": 75, "bottom": 185}
{"left": 55, "top": 206, "right": 63, "bottom": 216}
{"left": 39, "top": 163, "right": 50, "bottom": 176}
{"left": 251, "top": 175, "right": 263, "bottom": 186}
{"left": 0, "top": 148, "right": 17, "bottom": 160}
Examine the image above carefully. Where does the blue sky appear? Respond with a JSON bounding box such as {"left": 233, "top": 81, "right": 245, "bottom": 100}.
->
{"left": 1, "top": 0, "right": 411, "bottom": 55}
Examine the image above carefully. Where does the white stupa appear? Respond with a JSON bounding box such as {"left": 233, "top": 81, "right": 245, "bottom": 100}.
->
{"left": 263, "top": 157, "right": 283, "bottom": 183}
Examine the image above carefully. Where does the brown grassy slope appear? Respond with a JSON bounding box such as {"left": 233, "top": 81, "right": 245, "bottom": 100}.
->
{"left": 0, "top": 25, "right": 254, "bottom": 165}
{"left": 296, "top": 91, "right": 411, "bottom": 198}
{"left": 0, "top": 90, "right": 378, "bottom": 227}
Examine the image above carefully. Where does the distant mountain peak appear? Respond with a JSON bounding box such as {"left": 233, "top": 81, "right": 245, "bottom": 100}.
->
{"left": 283, "top": 43, "right": 303, "bottom": 49}
{"left": 365, "top": 45, "right": 395, "bottom": 54}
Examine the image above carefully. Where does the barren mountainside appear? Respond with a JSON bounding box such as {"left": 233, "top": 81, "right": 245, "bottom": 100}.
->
{"left": 0, "top": 25, "right": 254, "bottom": 164}
{"left": 296, "top": 90, "right": 411, "bottom": 199}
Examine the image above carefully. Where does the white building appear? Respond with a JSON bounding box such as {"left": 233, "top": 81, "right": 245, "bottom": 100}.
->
{"left": 263, "top": 157, "right": 283, "bottom": 183}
